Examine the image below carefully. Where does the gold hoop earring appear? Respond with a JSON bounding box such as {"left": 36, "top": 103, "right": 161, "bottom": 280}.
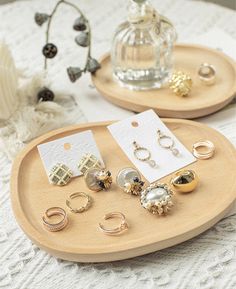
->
{"left": 157, "top": 129, "right": 180, "bottom": 156}
{"left": 133, "top": 141, "right": 157, "bottom": 168}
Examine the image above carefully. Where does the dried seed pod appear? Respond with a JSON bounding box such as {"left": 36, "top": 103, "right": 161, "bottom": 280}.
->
{"left": 35, "top": 13, "right": 49, "bottom": 26}
{"left": 67, "top": 67, "right": 82, "bottom": 82}
{"left": 37, "top": 87, "right": 54, "bottom": 102}
{"left": 73, "top": 16, "right": 87, "bottom": 31}
{"left": 87, "top": 58, "right": 101, "bottom": 74}
{"left": 42, "top": 43, "right": 58, "bottom": 59}
{"left": 75, "top": 32, "right": 90, "bottom": 47}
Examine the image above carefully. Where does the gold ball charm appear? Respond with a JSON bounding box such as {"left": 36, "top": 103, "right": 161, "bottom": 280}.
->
{"left": 169, "top": 71, "right": 192, "bottom": 97}
{"left": 170, "top": 170, "right": 198, "bottom": 193}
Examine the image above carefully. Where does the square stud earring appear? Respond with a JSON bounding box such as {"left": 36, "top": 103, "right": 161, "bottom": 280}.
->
{"left": 78, "top": 153, "right": 104, "bottom": 175}
{"left": 48, "top": 163, "right": 73, "bottom": 186}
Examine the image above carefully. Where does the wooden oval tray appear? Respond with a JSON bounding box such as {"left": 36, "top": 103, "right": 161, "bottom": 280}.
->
{"left": 92, "top": 44, "right": 236, "bottom": 119}
{"left": 11, "top": 119, "right": 236, "bottom": 262}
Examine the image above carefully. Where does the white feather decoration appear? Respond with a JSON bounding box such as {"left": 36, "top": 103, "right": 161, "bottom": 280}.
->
{"left": 0, "top": 42, "right": 18, "bottom": 120}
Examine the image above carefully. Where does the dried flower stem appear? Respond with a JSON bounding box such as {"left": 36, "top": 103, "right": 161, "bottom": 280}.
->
{"left": 44, "top": 0, "right": 92, "bottom": 71}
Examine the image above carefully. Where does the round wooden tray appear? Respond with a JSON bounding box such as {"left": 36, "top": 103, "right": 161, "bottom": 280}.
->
{"left": 11, "top": 119, "right": 236, "bottom": 262}
{"left": 92, "top": 44, "right": 236, "bottom": 119}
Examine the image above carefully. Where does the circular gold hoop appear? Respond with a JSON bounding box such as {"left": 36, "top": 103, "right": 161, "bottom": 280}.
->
{"left": 192, "top": 140, "right": 215, "bottom": 160}
{"left": 133, "top": 141, "right": 156, "bottom": 168}
{"left": 99, "top": 212, "right": 128, "bottom": 235}
{"left": 157, "top": 129, "right": 180, "bottom": 156}
{"left": 198, "top": 63, "right": 216, "bottom": 85}
{"left": 42, "top": 207, "right": 68, "bottom": 232}
{"left": 66, "top": 192, "right": 92, "bottom": 213}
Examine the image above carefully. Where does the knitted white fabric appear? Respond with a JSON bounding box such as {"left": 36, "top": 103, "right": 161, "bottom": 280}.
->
{"left": 0, "top": 0, "right": 236, "bottom": 288}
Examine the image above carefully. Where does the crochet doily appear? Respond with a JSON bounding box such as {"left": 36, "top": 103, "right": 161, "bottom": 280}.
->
{"left": 0, "top": 0, "right": 236, "bottom": 288}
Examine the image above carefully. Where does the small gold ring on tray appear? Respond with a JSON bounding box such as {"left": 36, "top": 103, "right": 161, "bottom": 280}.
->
{"left": 66, "top": 192, "right": 92, "bottom": 213}
{"left": 198, "top": 63, "right": 216, "bottom": 85}
{"left": 99, "top": 212, "right": 129, "bottom": 235}
{"left": 42, "top": 207, "right": 68, "bottom": 232}
{"left": 192, "top": 140, "right": 215, "bottom": 160}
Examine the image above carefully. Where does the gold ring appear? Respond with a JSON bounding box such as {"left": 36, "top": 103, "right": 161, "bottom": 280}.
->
{"left": 42, "top": 207, "right": 68, "bottom": 232}
{"left": 198, "top": 63, "right": 216, "bottom": 85}
{"left": 99, "top": 212, "right": 128, "bottom": 235}
{"left": 170, "top": 170, "right": 198, "bottom": 193}
{"left": 66, "top": 192, "right": 92, "bottom": 213}
{"left": 192, "top": 140, "right": 215, "bottom": 159}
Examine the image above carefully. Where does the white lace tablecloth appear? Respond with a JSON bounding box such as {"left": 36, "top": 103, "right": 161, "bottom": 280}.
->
{"left": 0, "top": 0, "right": 236, "bottom": 288}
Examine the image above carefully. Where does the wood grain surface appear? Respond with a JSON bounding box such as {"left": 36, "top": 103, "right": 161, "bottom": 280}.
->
{"left": 11, "top": 119, "right": 236, "bottom": 262}
{"left": 92, "top": 44, "right": 236, "bottom": 119}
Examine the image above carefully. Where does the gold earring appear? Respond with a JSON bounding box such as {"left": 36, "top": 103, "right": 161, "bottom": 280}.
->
{"left": 85, "top": 168, "right": 112, "bottom": 192}
{"left": 170, "top": 170, "right": 199, "bottom": 193}
{"left": 157, "top": 129, "right": 180, "bottom": 156}
{"left": 116, "top": 167, "right": 145, "bottom": 196}
{"left": 48, "top": 163, "right": 73, "bottom": 186}
{"left": 169, "top": 71, "right": 192, "bottom": 97}
{"left": 133, "top": 141, "right": 157, "bottom": 168}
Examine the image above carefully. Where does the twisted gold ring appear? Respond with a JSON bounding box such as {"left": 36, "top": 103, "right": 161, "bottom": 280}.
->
{"left": 66, "top": 192, "right": 92, "bottom": 213}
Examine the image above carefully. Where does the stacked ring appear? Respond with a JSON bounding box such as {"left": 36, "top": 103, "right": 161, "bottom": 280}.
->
{"left": 42, "top": 207, "right": 68, "bottom": 232}
{"left": 192, "top": 140, "right": 215, "bottom": 160}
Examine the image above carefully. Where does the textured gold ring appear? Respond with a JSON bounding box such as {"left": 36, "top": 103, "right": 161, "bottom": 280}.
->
{"left": 99, "top": 212, "right": 128, "bottom": 235}
{"left": 192, "top": 140, "right": 215, "bottom": 160}
{"left": 171, "top": 170, "right": 199, "bottom": 193}
{"left": 42, "top": 207, "right": 68, "bottom": 232}
{"left": 169, "top": 71, "right": 192, "bottom": 97}
{"left": 66, "top": 192, "right": 92, "bottom": 213}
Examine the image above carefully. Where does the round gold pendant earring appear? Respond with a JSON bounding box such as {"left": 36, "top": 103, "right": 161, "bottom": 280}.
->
{"left": 157, "top": 129, "right": 180, "bottom": 156}
{"left": 133, "top": 141, "right": 157, "bottom": 168}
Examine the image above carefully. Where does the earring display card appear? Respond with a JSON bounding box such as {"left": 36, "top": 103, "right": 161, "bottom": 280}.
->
{"left": 37, "top": 130, "right": 104, "bottom": 179}
{"left": 108, "top": 110, "right": 196, "bottom": 183}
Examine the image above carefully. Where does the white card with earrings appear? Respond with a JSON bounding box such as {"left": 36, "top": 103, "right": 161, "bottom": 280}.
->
{"left": 37, "top": 130, "right": 104, "bottom": 180}
{"left": 108, "top": 109, "right": 196, "bottom": 183}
